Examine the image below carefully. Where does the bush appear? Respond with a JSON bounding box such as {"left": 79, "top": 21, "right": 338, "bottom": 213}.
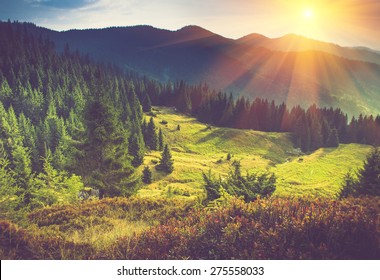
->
{"left": 119, "top": 197, "right": 380, "bottom": 260}
{"left": 203, "top": 161, "right": 276, "bottom": 202}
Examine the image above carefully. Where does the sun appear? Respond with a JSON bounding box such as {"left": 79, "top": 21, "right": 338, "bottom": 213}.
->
{"left": 303, "top": 8, "right": 314, "bottom": 20}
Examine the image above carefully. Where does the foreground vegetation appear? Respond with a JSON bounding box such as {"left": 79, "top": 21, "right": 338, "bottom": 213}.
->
{"left": 1, "top": 196, "right": 378, "bottom": 259}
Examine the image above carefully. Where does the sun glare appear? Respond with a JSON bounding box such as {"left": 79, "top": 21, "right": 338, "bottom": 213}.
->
{"left": 303, "top": 8, "right": 314, "bottom": 20}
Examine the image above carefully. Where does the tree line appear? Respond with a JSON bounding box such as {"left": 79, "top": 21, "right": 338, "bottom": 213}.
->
{"left": 141, "top": 79, "right": 380, "bottom": 152}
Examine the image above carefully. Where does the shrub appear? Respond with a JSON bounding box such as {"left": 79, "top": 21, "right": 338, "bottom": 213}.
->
{"left": 119, "top": 197, "right": 380, "bottom": 260}
{"left": 203, "top": 161, "right": 276, "bottom": 202}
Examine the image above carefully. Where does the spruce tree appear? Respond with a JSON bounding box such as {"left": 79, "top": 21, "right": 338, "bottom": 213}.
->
{"left": 357, "top": 147, "right": 380, "bottom": 196}
{"left": 227, "top": 153, "right": 232, "bottom": 161}
{"left": 158, "top": 128, "right": 164, "bottom": 150}
{"left": 146, "top": 117, "right": 158, "bottom": 150}
{"left": 326, "top": 128, "right": 339, "bottom": 147}
{"left": 128, "top": 125, "right": 144, "bottom": 167}
{"left": 142, "top": 166, "right": 153, "bottom": 184}
{"left": 141, "top": 93, "right": 152, "bottom": 112}
{"left": 157, "top": 144, "right": 174, "bottom": 173}
{"left": 82, "top": 98, "right": 139, "bottom": 198}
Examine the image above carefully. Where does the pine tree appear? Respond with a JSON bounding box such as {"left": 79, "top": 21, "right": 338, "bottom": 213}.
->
{"left": 157, "top": 144, "right": 174, "bottom": 173}
{"left": 202, "top": 170, "right": 221, "bottom": 201}
{"left": 0, "top": 141, "right": 21, "bottom": 215}
{"left": 30, "top": 152, "right": 83, "bottom": 208}
{"left": 142, "top": 166, "right": 153, "bottom": 184}
{"left": 158, "top": 128, "right": 164, "bottom": 150}
{"left": 357, "top": 147, "right": 380, "bottom": 196}
{"left": 339, "top": 171, "right": 357, "bottom": 198}
{"left": 82, "top": 98, "right": 139, "bottom": 198}
{"left": 141, "top": 92, "right": 152, "bottom": 112}
{"left": 128, "top": 124, "right": 144, "bottom": 167}
{"left": 226, "top": 153, "right": 232, "bottom": 161}
{"left": 326, "top": 128, "right": 339, "bottom": 147}
{"left": 146, "top": 117, "right": 158, "bottom": 150}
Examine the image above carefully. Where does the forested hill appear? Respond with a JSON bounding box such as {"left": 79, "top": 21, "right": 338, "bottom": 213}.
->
{"left": 12, "top": 21, "right": 380, "bottom": 117}
{"left": 0, "top": 20, "right": 162, "bottom": 212}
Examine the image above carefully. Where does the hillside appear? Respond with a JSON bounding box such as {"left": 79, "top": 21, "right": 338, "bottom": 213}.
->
{"left": 18, "top": 22, "right": 380, "bottom": 116}
{"left": 137, "top": 107, "right": 371, "bottom": 199}
{"left": 236, "top": 33, "right": 380, "bottom": 65}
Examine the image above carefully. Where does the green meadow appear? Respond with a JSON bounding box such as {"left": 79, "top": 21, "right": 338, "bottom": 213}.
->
{"left": 138, "top": 107, "right": 371, "bottom": 199}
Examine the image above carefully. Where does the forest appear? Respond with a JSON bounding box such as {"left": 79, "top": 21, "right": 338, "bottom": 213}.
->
{"left": 0, "top": 21, "right": 379, "bottom": 260}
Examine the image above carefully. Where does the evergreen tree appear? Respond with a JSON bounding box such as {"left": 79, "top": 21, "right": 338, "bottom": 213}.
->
{"left": 339, "top": 147, "right": 380, "bottom": 197}
{"left": 142, "top": 166, "right": 153, "bottom": 184}
{"left": 141, "top": 92, "right": 152, "bottom": 112}
{"left": 0, "top": 141, "right": 21, "bottom": 216}
{"left": 326, "top": 128, "right": 339, "bottom": 147}
{"left": 157, "top": 128, "right": 164, "bottom": 150}
{"left": 357, "top": 147, "right": 380, "bottom": 196}
{"left": 339, "top": 171, "right": 357, "bottom": 198}
{"left": 202, "top": 170, "right": 221, "bottom": 201}
{"left": 128, "top": 123, "right": 144, "bottom": 167}
{"left": 156, "top": 144, "right": 174, "bottom": 173}
{"left": 146, "top": 117, "right": 158, "bottom": 150}
{"left": 30, "top": 152, "right": 83, "bottom": 208}
{"left": 82, "top": 98, "right": 139, "bottom": 198}
{"left": 227, "top": 153, "right": 232, "bottom": 161}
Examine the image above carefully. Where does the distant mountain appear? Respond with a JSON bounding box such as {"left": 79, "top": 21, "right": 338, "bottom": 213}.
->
{"left": 21, "top": 22, "right": 380, "bottom": 116}
{"left": 236, "top": 33, "right": 380, "bottom": 65}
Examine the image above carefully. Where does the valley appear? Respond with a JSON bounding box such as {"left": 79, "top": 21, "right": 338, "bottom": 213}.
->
{"left": 0, "top": 20, "right": 378, "bottom": 261}
{"left": 137, "top": 107, "right": 371, "bottom": 199}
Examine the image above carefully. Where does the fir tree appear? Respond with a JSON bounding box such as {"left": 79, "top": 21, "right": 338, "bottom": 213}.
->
{"left": 158, "top": 128, "right": 164, "bottom": 150}
{"left": 339, "top": 171, "right": 357, "bottom": 198}
{"left": 157, "top": 144, "right": 174, "bottom": 173}
{"left": 357, "top": 147, "right": 380, "bottom": 196}
{"left": 326, "top": 128, "right": 339, "bottom": 148}
{"left": 146, "top": 117, "right": 158, "bottom": 150}
{"left": 141, "top": 93, "right": 152, "bottom": 112}
{"left": 128, "top": 127, "right": 144, "bottom": 167}
{"left": 142, "top": 166, "right": 153, "bottom": 184}
{"left": 227, "top": 153, "right": 232, "bottom": 161}
{"left": 82, "top": 98, "right": 139, "bottom": 198}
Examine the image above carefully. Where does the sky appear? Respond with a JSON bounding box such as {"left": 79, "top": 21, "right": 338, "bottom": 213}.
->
{"left": 1, "top": 0, "right": 380, "bottom": 50}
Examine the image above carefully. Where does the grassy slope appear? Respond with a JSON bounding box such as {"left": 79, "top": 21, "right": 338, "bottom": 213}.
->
{"left": 138, "top": 107, "right": 371, "bottom": 199}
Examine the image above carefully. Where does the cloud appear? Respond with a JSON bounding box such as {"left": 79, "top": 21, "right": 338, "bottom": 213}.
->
{"left": 27, "top": 0, "right": 99, "bottom": 9}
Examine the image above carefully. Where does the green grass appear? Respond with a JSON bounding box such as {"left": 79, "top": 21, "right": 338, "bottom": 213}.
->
{"left": 138, "top": 107, "right": 372, "bottom": 199}
{"left": 273, "top": 144, "right": 371, "bottom": 197}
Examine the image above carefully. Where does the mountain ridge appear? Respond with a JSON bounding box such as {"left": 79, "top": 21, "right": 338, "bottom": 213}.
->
{"left": 12, "top": 21, "right": 380, "bottom": 116}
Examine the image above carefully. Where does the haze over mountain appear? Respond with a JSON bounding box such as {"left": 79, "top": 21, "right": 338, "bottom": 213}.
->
{"left": 22, "top": 23, "right": 380, "bottom": 116}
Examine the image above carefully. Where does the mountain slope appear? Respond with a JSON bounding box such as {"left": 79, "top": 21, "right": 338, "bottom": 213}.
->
{"left": 137, "top": 107, "right": 371, "bottom": 199}
{"left": 237, "top": 33, "right": 380, "bottom": 65}
{"left": 20, "top": 22, "right": 380, "bottom": 116}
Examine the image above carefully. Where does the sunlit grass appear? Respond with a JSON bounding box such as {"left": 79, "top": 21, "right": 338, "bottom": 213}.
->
{"left": 273, "top": 144, "right": 371, "bottom": 197}
{"left": 68, "top": 218, "right": 149, "bottom": 252}
{"left": 138, "top": 107, "right": 370, "bottom": 199}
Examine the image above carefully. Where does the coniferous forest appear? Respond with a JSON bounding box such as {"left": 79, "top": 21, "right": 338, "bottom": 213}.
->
{"left": 0, "top": 21, "right": 379, "bottom": 260}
